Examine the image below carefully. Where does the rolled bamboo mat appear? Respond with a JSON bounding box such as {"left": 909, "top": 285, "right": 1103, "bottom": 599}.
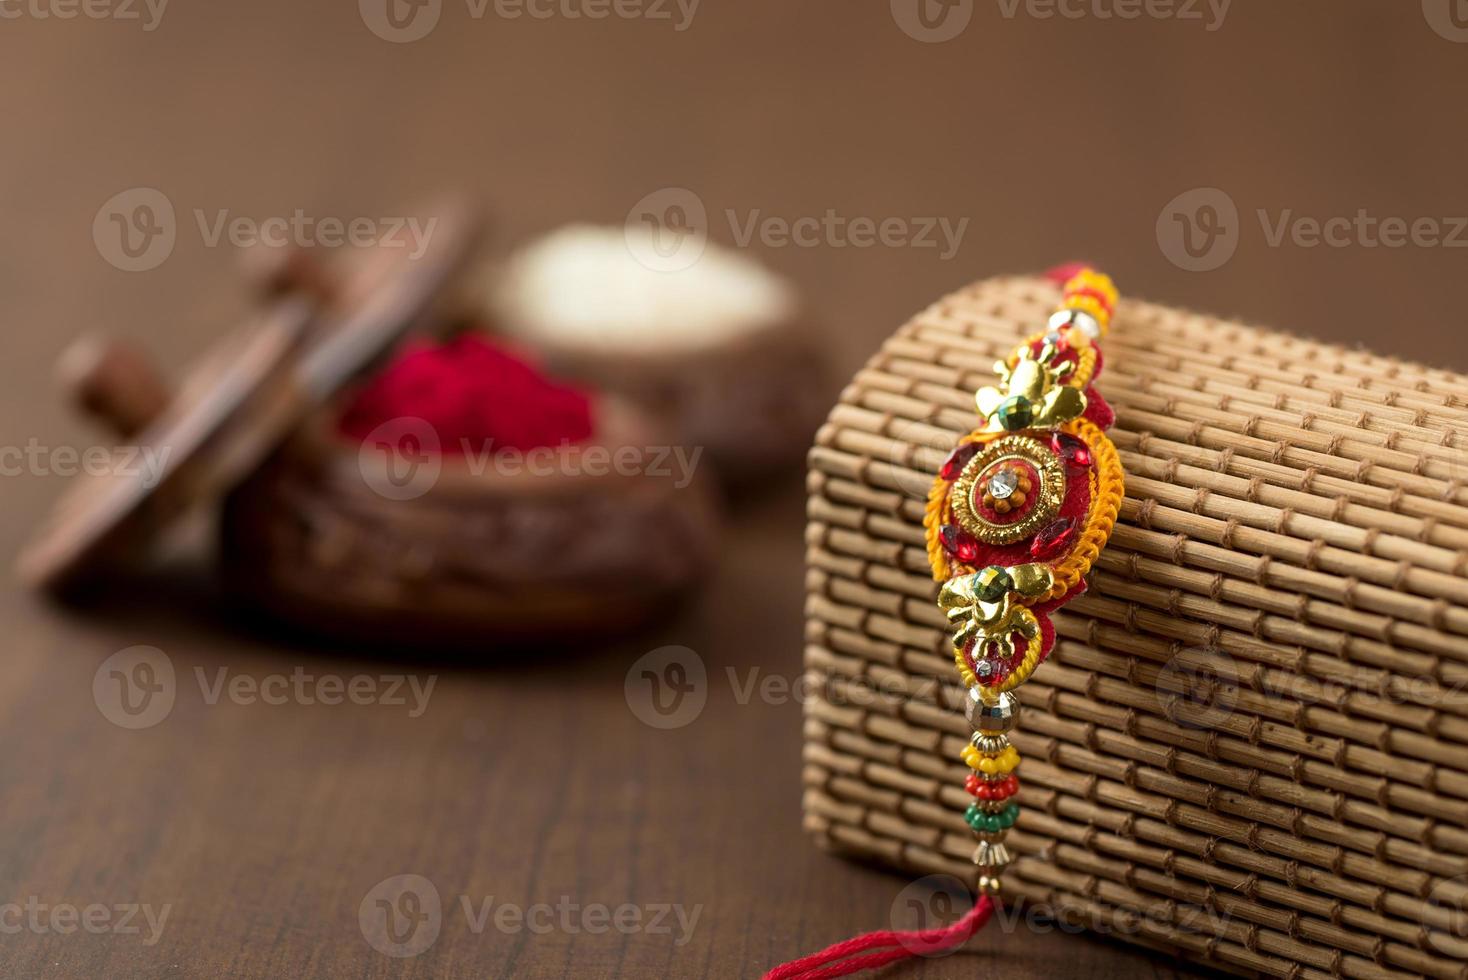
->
{"left": 803, "top": 274, "right": 1468, "bottom": 980}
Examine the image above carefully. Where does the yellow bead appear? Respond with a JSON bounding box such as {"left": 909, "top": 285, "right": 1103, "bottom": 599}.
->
{"left": 978, "top": 757, "right": 999, "bottom": 775}
{"left": 1065, "top": 294, "right": 1111, "bottom": 328}
{"left": 1065, "top": 269, "right": 1119, "bottom": 307}
{"left": 961, "top": 746, "right": 980, "bottom": 768}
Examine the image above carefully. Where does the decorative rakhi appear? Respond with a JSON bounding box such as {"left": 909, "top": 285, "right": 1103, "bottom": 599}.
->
{"left": 767, "top": 266, "right": 1125, "bottom": 980}
{"left": 923, "top": 264, "right": 1124, "bottom": 897}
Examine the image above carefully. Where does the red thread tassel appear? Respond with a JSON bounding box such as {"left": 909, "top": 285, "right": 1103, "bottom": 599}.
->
{"left": 763, "top": 894, "right": 995, "bottom": 980}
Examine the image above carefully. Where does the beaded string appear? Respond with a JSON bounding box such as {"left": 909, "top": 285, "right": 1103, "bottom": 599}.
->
{"left": 765, "top": 264, "right": 1124, "bottom": 979}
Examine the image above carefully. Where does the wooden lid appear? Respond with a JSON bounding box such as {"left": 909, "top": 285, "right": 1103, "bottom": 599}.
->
{"left": 17, "top": 199, "right": 484, "bottom": 594}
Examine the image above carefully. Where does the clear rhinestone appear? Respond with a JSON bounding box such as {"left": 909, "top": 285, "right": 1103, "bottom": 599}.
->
{"left": 1048, "top": 308, "right": 1101, "bottom": 339}
{"left": 988, "top": 469, "right": 1019, "bottom": 500}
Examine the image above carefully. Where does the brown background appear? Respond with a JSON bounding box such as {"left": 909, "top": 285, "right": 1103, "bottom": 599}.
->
{"left": 2, "top": 2, "right": 1465, "bottom": 977}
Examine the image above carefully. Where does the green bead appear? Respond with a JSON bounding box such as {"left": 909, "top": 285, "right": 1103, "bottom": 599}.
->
{"left": 965, "top": 803, "right": 981, "bottom": 825}
{"left": 972, "top": 566, "right": 1013, "bottom": 603}
{"left": 999, "top": 804, "right": 1019, "bottom": 828}
{"left": 996, "top": 396, "right": 1034, "bottom": 431}
{"left": 983, "top": 814, "right": 1002, "bottom": 833}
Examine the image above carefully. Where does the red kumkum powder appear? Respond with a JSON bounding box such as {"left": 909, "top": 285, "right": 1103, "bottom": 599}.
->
{"left": 337, "top": 334, "right": 596, "bottom": 454}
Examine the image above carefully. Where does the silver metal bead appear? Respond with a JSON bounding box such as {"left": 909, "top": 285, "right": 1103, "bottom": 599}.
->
{"left": 966, "top": 688, "right": 1020, "bottom": 734}
{"left": 1047, "top": 308, "right": 1101, "bottom": 339}
{"left": 971, "top": 733, "right": 1009, "bottom": 755}
{"left": 973, "top": 840, "right": 1012, "bottom": 870}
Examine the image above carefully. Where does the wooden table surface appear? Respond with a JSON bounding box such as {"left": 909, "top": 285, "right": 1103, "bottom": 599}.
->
{"left": 2, "top": 3, "right": 1464, "bottom": 977}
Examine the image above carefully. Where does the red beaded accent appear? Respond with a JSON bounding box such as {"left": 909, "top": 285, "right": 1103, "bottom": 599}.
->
{"left": 1065, "top": 285, "right": 1115, "bottom": 317}
{"left": 939, "top": 442, "right": 980, "bottom": 481}
{"left": 1029, "top": 518, "right": 1077, "bottom": 560}
{"left": 1050, "top": 431, "right": 1092, "bottom": 468}
{"left": 990, "top": 775, "right": 1019, "bottom": 801}
{"left": 965, "top": 773, "right": 1019, "bottom": 801}
{"left": 940, "top": 524, "right": 981, "bottom": 564}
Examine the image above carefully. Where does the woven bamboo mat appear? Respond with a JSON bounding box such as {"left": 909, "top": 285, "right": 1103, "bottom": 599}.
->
{"left": 802, "top": 274, "right": 1468, "bottom": 980}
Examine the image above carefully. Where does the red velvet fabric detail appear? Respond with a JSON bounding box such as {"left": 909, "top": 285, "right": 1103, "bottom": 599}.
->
{"left": 337, "top": 334, "right": 596, "bottom": 454}
{"left": 1082, "top": 386, "right": 1114, "bottom": 430}
{"left": 1029, "top": 580, "right": 1085, "bottom": 666}
{"left": 966, "top": 458, "right": 1093, "bottom": 572}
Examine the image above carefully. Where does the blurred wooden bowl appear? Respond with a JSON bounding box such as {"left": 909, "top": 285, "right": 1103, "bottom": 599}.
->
{"left": 219, "top": 393, "right": 722, "bottom": 647}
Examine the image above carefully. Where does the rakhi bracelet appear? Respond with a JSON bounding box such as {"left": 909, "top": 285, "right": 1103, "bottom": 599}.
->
{"left": 924, "top": 263, "right": 1124, "bottom": 895}
{"left": 765, "top": 265, "right": 1125, "bottom": 980}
